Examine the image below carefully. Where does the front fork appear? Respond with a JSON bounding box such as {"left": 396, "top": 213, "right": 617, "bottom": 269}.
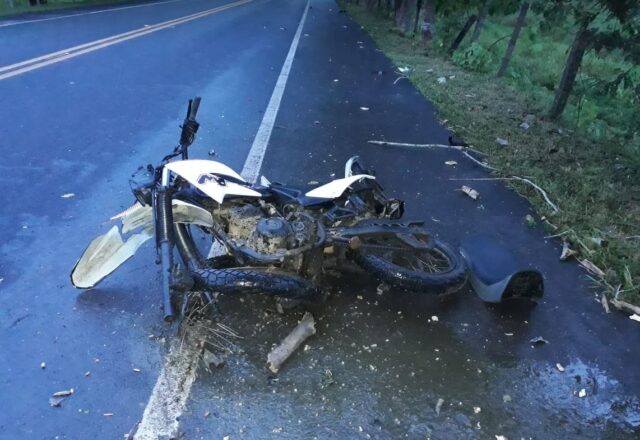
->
{"left": 154, "top": 169, "right": 176, "bottom": 322}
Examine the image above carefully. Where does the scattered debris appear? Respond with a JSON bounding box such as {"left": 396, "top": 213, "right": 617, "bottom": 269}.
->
{"left": 103, "top": 413, "right": 114, "bottom": 417}
{"left": 461, "top": 185, "right": 480, "bottom": 200}
{"left": 50, "top": 389, "right": 74, "bottom": 408}
{"left": 519, "top": 122, "right": 530, "bottom": 130}
{"left": 502, "top": 394, "right": 511, "bottom": 403}
{"left": 437, "top": 76, "right": 447, "bottom": 84}
{"left": 444, "top": 160, "right": 458, "bottom": 166}
{"left": 496, "top": 137, "right": 509, "bottom": 146}
{"left": 579, "top": 259, "right": 606, "bottom": 278}
{"left": 61, "top": 193, "right": 75, "bottom": 198}
{"left": 448, "top": 75, "right": 456, "bottom": 79}
{"left": 85, "top": 371, "right": 91, "bottom": 377}
{"left": 630, "top": 314, "right": 640, "bottom": 323}
{"left": 202, "top": 348, "right": 226, "bottom": 370}
{"left": 267, "top": 312, "right": 316, "bottom": 373}
{"left": 560, "top": 241, "right": 577, "bottom": 261}
{"left": 52, "top": 389, "right": 74, "bottom": 398}
{"left": 473, "top": 406, "right": 481, "bottom": 414}
{"left": 49, "top": 397, "right": 65, "bottom": 408}
{"left": 495, "top": 436, "right": 508, "bottom": 440}
{"left": 204, "top": 411, "right": 211, "bottom": 418}
{"left": 307, "top": 180, "right": 319, "bottom": 185}
{"left": 529, "top": 336, "right": 549, "bottom": 346}
{"left": 393, "top": 76, "right": 407, "bottom": 85}
{"left": 431, "top": 315, "right": 439, "bottom": 322}
{"left": 208, "top": 149, "right": 216, "bottom": 156}
{"left": 601, "top": 294, "right": 610, "bottom": 314}
{"left": 556, "top": 363, "right": 565, "bottom": 372}
{"left": 397, "top": 66, "right": 413, "bottom": 74}
{"left": 376, "top": 283, "right": 387, "bottom": 295}
{"left": 132, "top": 368, "right": 141, "bottom": 373}
{"left": 435, "top": 398, "right": 444, "bottom": 415}
{"left": 578, "top": 388, "right": 587, "bottom": 398}
{"left": 610, "top": 298, "right": 640, "bottom": 316}
{"left": 333, "top": 78, "right": 339, "bottom": 82}
{"left": 525, "top": 214, "right": 536, "bottom": 227}
{"left": 449, "top": 176, "right": 559, "bottom": 213}
{"left": 40, "top": 362, "right": 46, "bottom": 369}
{"left": 359, "top": 107, "right": 370, "bottom": 111}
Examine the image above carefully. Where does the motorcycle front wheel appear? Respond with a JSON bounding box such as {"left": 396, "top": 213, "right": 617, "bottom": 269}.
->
{"left": 355, "top": 235, "right": 467, "bottom": 294}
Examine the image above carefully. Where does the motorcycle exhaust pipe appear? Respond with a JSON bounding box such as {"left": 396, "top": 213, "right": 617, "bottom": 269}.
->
{"left": 155, "top": 186, "right": 176, "bottom": 322}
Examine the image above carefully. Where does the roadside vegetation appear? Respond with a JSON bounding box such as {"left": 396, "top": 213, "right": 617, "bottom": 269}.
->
{"left": 0, "top": 0, "right": 130, "bottom": 17}
{"left": 340, "top": 0, "right": 640, "bottom": 305}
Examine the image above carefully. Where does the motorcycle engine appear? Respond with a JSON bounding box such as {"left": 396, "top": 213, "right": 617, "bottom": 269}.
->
{"left": 223, "top": 205, "right": 314, "bottom": 256}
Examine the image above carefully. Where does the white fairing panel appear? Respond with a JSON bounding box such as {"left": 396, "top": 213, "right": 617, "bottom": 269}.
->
{"left": 165, "top": 160, "right": 261, "bottom": 204}
{"left": 305, "top": 174, "right": 375, "bottom": 199}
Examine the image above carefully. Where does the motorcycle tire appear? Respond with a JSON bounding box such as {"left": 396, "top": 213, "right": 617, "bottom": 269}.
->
{"left": 355, "top": 238, "right": 467, "bottom": 294}
{"left": 191, "top": 267, "right": 323, "bottom": 301}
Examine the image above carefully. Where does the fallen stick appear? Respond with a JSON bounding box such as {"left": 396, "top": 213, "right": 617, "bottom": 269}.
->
{"left": 461, "top": 150, "right": 496, "bottom": 170}
{"left": 368, "top": 140, "right": 486, "bottom": 156}
{"left": 610, "top": 298, "right": 640, "bottom": 316}
{"left": 267, "top": 312, "right": 316, "bottom": 373}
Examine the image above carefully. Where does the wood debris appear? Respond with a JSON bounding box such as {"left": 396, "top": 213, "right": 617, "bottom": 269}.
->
{"left": 601, "top": 294, "right": 610, "bottom": 314}
{"left": 556, "top": 363, "right": 565, "bottom": 372}
{"left": 267, "top": 312, "right": 316, "bottom": 373}
{"left": 630, "top": 314, "right": 640, "bottom": 323}
{"left": 560, "top": 241, "right": 577, "bottom": 261}
{"left": 579, "top": 259, "right": 605, "bottom": 278}
{"left": 444, "top": 160, "right": 458, "bottom": 166}
{"left": 610, "top": 298, "right": 640, "bottom": 316}
{"left": 435, "top": 398, "right": 444, "bottom": 415}
{"left": 461, "top": 185, "right": 479, "bottom": 200}
{"left": 61, "top": 193, "right": 75, "bottom": 198}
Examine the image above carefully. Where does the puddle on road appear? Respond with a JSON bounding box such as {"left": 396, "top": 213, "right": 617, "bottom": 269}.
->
{"left": 181, "top": 275, "right": 640, "bottom": 439}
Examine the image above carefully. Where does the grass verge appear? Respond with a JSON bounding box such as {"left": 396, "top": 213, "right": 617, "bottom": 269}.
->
{"left": 342, "top": 2, "right": 640, "bottom": 305}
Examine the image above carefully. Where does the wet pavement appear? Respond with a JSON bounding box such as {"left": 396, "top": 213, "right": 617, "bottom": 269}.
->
{"left": 1, "top": 0, "right": 640, "bottom": 438}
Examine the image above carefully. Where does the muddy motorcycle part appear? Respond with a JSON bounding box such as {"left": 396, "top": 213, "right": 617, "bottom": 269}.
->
{"left": 154, "top": 186, "right": 176, "bottom": 322}
{"left": 459, "top": 236, "right": 544, "bottom": 303}
{"left": 173, "top": 223, "right": 323, "bottom": 301}
{"left": 352, "top": 225, "right": 467, "bottom": 293}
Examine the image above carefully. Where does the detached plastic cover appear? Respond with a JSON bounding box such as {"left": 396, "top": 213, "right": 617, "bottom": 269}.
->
{"left": 460, "top": 236, "right": 544, "bottom": 303}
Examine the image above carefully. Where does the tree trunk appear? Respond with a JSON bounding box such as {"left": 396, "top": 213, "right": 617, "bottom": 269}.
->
{"left": 421, "top": 0, "right": 436, "bottom": 43}
{"left": 413, "top": 0, "right": 422, "bottom": 34}
{"left": 548, "top": 25, "right": 591, "bottom": 121}
{"left": 497, "top": 1, "right": 529, "bottom": 77}
{"left": 395, "top": 0, "right": 416, "bottom": 33}
{"left": 395, "top": 0, "right": 405, "bottom": 29}
{"left": 448, "top": 15, "right": 477, "bottom": 54}
{"left": 471, "top": 0, "right": 490, "bottom": 43}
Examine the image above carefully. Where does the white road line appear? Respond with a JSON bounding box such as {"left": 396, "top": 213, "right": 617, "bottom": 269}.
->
{"left": 240, "top": 0, "right": 310, "bottom": 183}
{"left": 0, "top": 0, "right": 254, "bottom": 81}
{"left": 0, "top": 0, "right": 181, "bottom": 28}
{"left": 134, "top": 2, "right": 310, "bottom": 438}
{"left": 134, "top": 337, "right": 200, "bottom": 440}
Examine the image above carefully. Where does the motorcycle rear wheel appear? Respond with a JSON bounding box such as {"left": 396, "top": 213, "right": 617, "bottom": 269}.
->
{"left": 355, "top": 236, "right": 467, "bottom": 294}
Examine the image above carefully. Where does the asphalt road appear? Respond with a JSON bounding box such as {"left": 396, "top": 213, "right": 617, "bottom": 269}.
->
{"left": 0, "top": 0, "right": 639, "bottom": 439}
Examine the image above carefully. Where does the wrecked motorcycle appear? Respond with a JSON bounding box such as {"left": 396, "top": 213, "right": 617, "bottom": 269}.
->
{"left": 71, "top": 97, "right": 468, "bottom": 321}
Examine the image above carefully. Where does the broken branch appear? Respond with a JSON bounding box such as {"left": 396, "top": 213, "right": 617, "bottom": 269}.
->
{"left": 267, "top": 312, "right": 316, "bottom": 373}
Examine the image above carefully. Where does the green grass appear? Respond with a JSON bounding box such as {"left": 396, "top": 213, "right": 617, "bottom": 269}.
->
{"left": 0, "top": 0, "right": 135, "bottom": 17}
{"left": 342, "top": 2, "right": 640, "bottom": 304}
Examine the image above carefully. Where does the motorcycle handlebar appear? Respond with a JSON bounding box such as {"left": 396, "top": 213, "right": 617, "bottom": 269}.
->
{"left": 188, "top": 96, "right": 201, "bottom": 121}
